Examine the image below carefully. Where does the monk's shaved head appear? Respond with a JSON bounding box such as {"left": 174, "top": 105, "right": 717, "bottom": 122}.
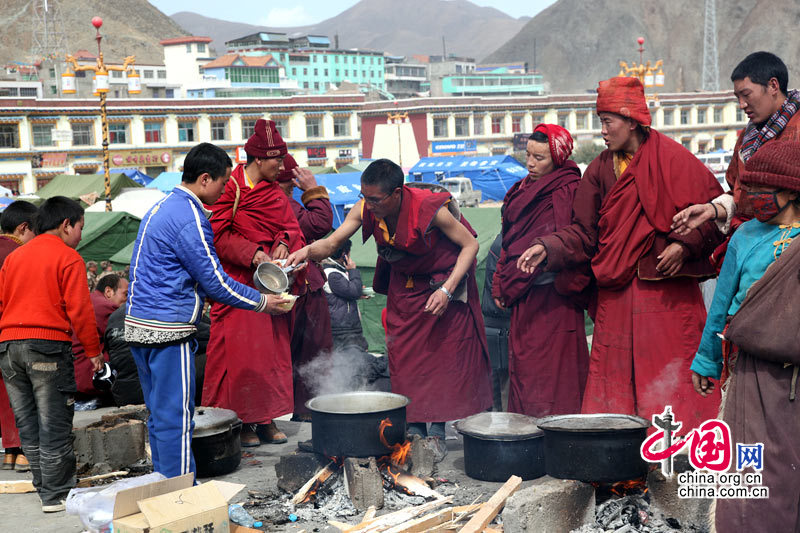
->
{"left": 361, "top": 159, "right": 404, "bottom": 194}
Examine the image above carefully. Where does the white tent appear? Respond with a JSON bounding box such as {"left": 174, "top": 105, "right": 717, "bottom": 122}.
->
{"left": 85, "top": 188, "right": 166, "bottom": 219}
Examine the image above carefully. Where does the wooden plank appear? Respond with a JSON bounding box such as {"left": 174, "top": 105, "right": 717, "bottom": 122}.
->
{"left": 351, "top": 497, "right": 453, "bottom": 533}
{"left": 458, "top": 476, "right": 522, "bottom": 533}
{"left": 291, "top": 461, "right": 335, "bottom": 505}
{"left": 0, "top": 480, "right": 35, "bottom": 494}
{"left": 382, "top": 508, "right": 453, "bottom": 533}
{"left": 76, "top": 470, "right": 130, "bottom": 488}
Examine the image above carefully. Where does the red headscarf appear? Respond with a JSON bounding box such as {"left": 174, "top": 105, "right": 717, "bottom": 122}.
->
{"left": 277, "top": 153, "right": 298, "bottom": 183}
{"left": 533, "top": 123, "right": 574, "bottom": 167}
{"left": 596, "top": 77, "right": 651, "bottom": 127}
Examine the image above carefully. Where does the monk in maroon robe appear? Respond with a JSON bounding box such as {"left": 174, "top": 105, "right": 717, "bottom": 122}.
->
{"left": 204, "top": 120, "right": 304, "bottom": 446}
{"left": 493, "top": 124, "right": 588, "bottom": 417}
{"left": 277, "top": 155, "right": 334, "bottom": 421}
{"left": 287, "top": 159, "right": 491, "bottom": 454}
{"left": 518, "top": 77, "right": 725, "bottom": 431}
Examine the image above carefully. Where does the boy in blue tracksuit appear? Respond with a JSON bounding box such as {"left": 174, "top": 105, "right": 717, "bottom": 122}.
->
{"left": 125, "top": 143, "right": 287, "bottom": 478}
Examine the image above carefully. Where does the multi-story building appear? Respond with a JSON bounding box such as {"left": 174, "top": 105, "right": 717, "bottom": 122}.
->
{"left": 224, "top": 32, "right": 386, "bottom": 95}
{"left": 359, "top": 92, "right": 747, "bottom": 167}
{"left": 0, "top": 95, "right": 363, "bottom": 193}
{"left": 161, "top": 36, "right": 215, "bottom": 98}
{"left": 193, "top": 54, "right": 299, "bottom": 97}
{"left": 384, "top": 56, "right": 428, "bottom": 99}
{"left": 429, "top": 55, "right": 475, "bottom": 97}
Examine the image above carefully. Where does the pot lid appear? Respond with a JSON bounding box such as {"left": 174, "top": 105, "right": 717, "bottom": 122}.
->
{"left": 537, "top": 413, "right": 650, "bottom": 433}
{"left": 306, "top": 391, "right": 410, "bottom": 415}
{"left": 193, "top": 406, "right": 241, "bottom": 438}
{"left": 454, "top": 412, "right": 543, "bottom": 441}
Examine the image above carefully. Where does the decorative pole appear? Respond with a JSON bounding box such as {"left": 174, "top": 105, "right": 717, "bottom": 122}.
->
{"left": 618, "top": 37, "right": 665, "bottom": 105}
{"left": 63, "top": 17, "right": 138, "bottom": 212}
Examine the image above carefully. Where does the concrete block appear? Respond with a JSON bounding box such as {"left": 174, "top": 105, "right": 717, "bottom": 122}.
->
{"left": 73, "top": 417, "right": 146, "bottom": 470}
{"left": 647, "top": 468, "right": 712, "bottom": 529}
{"left": 343, "top": 457, "right": 383, "bottom": 511}
{"left": 502, "top": 476, "right": 595, "bottom": 532}
{"left": 409, "top": 435, "right": 435, "bottom": 478}
{"left": 274, "top": 451, "right": 328, "bottom": 493}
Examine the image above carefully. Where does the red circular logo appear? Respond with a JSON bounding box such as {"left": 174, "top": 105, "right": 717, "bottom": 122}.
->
{"left": 112, "top": 154, "right": 123, "bottom": 166}
{"left": 161, "top": 153, "right": 171, "bottom": 164}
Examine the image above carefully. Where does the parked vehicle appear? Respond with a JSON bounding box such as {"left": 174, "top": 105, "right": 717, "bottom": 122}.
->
{"left": 441, "top": 177, "right": 482, "bottom": 207}
{"left": 697, "top": 151, "right": 733, "bottom": 174}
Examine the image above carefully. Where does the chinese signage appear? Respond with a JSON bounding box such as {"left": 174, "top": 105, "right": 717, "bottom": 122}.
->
{"left": 512, "top": 133, "right": 532, "bottom": 152}
{"left": 111, "top": 150, "right": 171, "bottom": 168}
{"left": 307, "top": 146, "right": 327, "bottom": 159}
{"left": 339, "top": 149, "right": 353, "bottom": 158}
{"left": 431, "top": 140, "right": 477, "bottom": 154}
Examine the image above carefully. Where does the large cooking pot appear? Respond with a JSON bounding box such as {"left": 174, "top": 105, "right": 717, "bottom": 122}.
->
{"left": 306, "top": 391, "right": 409, "bottom": 457}
{"left": 455, "top": 412, "right": 545, "bottom": 482}
{"left": 537, "top": 413, "right": 650, "bottom": 483}
{"left": 192, "top": 407, "right": 242, "bottom": 478}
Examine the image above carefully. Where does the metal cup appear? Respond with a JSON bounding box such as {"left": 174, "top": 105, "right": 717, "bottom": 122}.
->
{"left": 253, "top": 262, "right": 289, "bottom": 294}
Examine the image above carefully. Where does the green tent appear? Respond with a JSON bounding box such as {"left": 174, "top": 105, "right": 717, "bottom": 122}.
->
{"left": 349, "top": 207, "right": 501, "bottom": 353}
{"left": 37, "top": 173, "right": 142, "bottom": 204}
{"left": 310, "top": 166, "right": 339, "bottom": 175}
{"left": 77, "top": 212, "right": 141, "bottom": 264}
{"left": 338, "top": 161, "right": 372, "bottom": 173}
{"left": 109, "top": 240, "right": 136, "bottom": 268}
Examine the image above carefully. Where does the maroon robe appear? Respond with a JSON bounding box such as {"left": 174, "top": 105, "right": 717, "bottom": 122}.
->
{"left": 537, "top": 131, "right": 725, "bottom": 431}
{"left": 203, "top": 164, "right": 305, "bottom": 424}
{"left": 0, "top": 235, "right": 21, "bottom": 448}
{"left": 71, "top": 291, "right": 116, "bottom": 395}
{"left": 493, "top": 161, "right": 589, "bottom": 417}
{"left": 288, "top": 192, "right": 334, "bottom": 417}
{"left": 362, "top": 186, "right": 491, "bottom": 422}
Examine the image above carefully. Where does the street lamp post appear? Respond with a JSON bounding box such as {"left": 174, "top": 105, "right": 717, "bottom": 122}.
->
{"left": 387, "top": 111, "right": 408, "bottom": 167}
{"left": 618, "top": 37, "right": 665, "bottom": 105}
{"left": 61, "top": 17, "right": 138, "bottom": 211}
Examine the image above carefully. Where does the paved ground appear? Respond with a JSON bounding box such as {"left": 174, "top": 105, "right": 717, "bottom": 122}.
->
{"left": 0, "top": 408, "right": 523, "bottom": 532}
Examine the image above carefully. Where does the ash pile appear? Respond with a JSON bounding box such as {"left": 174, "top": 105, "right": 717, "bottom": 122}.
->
{"left": 572, "top": 490, "right": 708, "bottom": 533}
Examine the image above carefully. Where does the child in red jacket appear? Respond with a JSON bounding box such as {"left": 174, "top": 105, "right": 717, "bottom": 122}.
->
{"left": 0, "top": 196, "right": 102, "bottom": 513}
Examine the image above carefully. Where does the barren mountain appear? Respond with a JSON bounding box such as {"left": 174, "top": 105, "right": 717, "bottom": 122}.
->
{"left": 1, "top": 0, "right": 187, "bottom": 67}
{"left": 484, "top": 0, "right": 800, "bottom": 93}
{"left": 171, "top": 0, "right": 528, "bottom": 58}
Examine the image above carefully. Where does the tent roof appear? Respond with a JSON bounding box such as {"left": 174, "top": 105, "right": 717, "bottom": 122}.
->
{"left": 148, "top": 172, "right": 183, "bottom": 193}
{"left": 294, "top": 172, "right": 361, "bottom": 207}
{"left": 85, "top": 188, "right": 167, "bottom": 218}
{"left": 338, "top": 161, "right": 372, "bottom": 173}
{"left": 76, "top": 211, "right": 141, "bottom": 263}
{"left": 36, "top": 173, "right": 143, "bottom": 202}
{"left": 407, "top": 155, "right": 527, "bottom": 201}
{"left": 117, "top": 168, "right": 154, "bottom": 186}
{"left": 109, "top": 239, "right": 136, "bottom": 267}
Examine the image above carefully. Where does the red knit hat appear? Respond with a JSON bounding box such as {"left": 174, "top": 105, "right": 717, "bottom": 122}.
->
{"left": 277, "top": 153, "right": 298, "bottom": 183}
{"left": 244, "top": 119, "right": 287, "bottom": 158}
{"left": 596, "top": 77, "right": 651, "bottom": 127}
{"left": 741, "top": 141, "right": 800, "bottom": 192}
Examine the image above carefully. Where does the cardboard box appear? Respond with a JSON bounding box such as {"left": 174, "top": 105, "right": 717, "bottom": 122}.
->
{"left": 112, "top": 474, "right": 245, "bottom": 533}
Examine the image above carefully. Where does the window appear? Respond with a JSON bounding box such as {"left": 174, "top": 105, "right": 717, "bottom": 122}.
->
{"left": 663, "top": 109, "right": 674, "bottom": 126}
{"left": 112, "top": 70, "right": 123, "bottom": 78}
{"left": 71, "top": 122, "right": 93, "bottom": 146}
{"left": 433, "top": 117, "right": 448, "bottom": 137}
{"left": 714, "top": 137, "right": 724, "bottom": 151}
{"left": 333, "top": 116, "right": 350, "bottom": 137}
{"left": 362, "top": 70, "right": 366, "bottom": 78}
{"left": 314, "top": 82, "right": 319, "bottom": 90}
{"left": 211, "top": 120, "right": 228, "bottom": 141}
{"left": 323, "top": 56, "right": 328, "bottom": 63}
{"left": 241, "top": 119, "right": 257, "bottom": 139}
{"left": 681, "top": 138, "right": 692, "bottom": 150}
{"left": 324, "top": 69, "right": 328, "bottom": 76}
{"left": 32, "top": 124, "right": 53, "bottom": 147}
{"left": 272, "top": 118, "right": 287, "bottom": 137}
{"left": 335, "top": 56, "right": 339, "bottom": 63}
{"left": 186, "top": 44, "right": 192, "bottom": 53}
{"left": 143, "top": 70, "right": 154, "bottom": 79}
{"left": 491, "top": 115, "right": 504, "bottom": 134}
{"left": 303, "top": 68, "right": 308, "bottom": 75}
{"left": 558, "top": 113, "right": 569, "bottom": 129}
{"left": 455, "top": 117, "right": 469, "bottom": 136}
{"left": 151, "top": 88, "right": 160, "bottom": 98}
{"left": 680, "top": 109, "right": 690, "bottom": 125}
{"left": 108, "top": 123, "right": 128, "bottom": 144}
{"left": 292, "top": 68, "right": 296, "bottom": 76}
{"left": 198, "top": 43, "right": 206, "bottom": 53}
{"left": 157, "top": 70, "right": 166, "bottom": 79}
{"left": 178, "top": 121, "right": 195, "bottom": 142}
{"left": 737, "top": 108, "right": 746, "bottom": 122}
{"left": 474, "top": 116, "right": 484, "bottom": 136}
{"left": 697, "top": 107, "right": 707, "bottom": 124}
{"left": 335, "top": 69, "right": 340, "bottom": 77}
{"left": 44, "top": 86, "right": 55, "bottom": 96}
{"left": 344, "top": 70, "right": 349, "bottom": 77}
{"left": 361, "top": 57, "right": 365, "bottom": 64}
{"left": 49, "top": 68, "right": 56, "bottom": 77}
{"left": 303, "top": 82, "right": 309, "bottom": 88}
{"left": 511, "top": 116, "right": 522, "bottom": 133}
{"left": 144, "top": 122, "right": 163, "bottom": 143}
{"left": 314, "top": 68, "right": 318, "bottom": 76}
{"left": 713, "top": 107, "right": 722, "bottom": 123}
{"left": 306, "top": 117, "right": 321, "bottom": 138}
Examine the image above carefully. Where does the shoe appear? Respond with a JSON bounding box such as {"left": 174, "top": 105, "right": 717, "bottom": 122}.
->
{"left": 2, "top": 452, "right": 16, "bottom": 470}
{"left": 290, "top": 413, "right": 312, "bottom": 422}
{"left": 240, "top": 425, "right": 261, "bottom": 448}
{"left": 426, "top": 436, "right": 448, "bottom": 463}
{"left": 14, "top": 454, "right": 29, "bottom": 472}
{"left": 256, "top": 422, "right": 288, "bottom": 444}
{"left": 42, "top": 500, "right": 66, "bottom": 513}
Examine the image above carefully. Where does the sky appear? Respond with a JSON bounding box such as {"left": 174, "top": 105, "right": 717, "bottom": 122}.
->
{"left": 148, "top": 0, "right": 557, "bottom": 27}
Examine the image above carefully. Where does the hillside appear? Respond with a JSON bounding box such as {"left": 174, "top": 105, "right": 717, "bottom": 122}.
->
{"left": 171, "top": 0, "right": 528, "bottom": 58}
{"left": 1, "top": 0, "right": 187, "bottom": 67}
{"left": 484, "top": 0, "right": 800, "bottom": 93}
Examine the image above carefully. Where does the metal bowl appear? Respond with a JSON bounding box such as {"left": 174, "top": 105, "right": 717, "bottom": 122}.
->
{"left": 253, "top": 262, "right": 289, "bottom": 294}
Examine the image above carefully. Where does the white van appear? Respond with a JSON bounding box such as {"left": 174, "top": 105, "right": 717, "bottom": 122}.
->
{"left": 697, "top": 151, "right": 733, "bottom": 174}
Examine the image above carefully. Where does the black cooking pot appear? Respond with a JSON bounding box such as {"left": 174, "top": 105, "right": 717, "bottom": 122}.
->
{"left": 306, "top": 391, "right": 409, "bottom": 457}
{"left": 538, "top": 413, "right": 650, "bottom": 483}
{"left": 455, "top": 412, "right": 545, "bottom": 482}
{"left": 192, "top": 407, "right": 242, "bottom": 478}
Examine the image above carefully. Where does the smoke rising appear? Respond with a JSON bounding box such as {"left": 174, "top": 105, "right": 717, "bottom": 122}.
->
{"left": 298, "top": 347, "right": 389, "bottom": 398}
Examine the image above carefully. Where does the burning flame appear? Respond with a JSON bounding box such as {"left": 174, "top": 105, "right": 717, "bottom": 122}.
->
{"left": 610, "top": 478, "right": 648, "bottom": 497}
{"left": 379, "top": 418, "right": 411, "bottom": 465}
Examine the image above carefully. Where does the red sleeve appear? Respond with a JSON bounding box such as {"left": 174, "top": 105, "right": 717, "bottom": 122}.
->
{"left": 295, "top": 198, "right": 333, "bottom": 241}
{"left": 209, "top": 184, "right": 261, "bottom": 268}
{"left": 537, "top": 157, "right": 606, "bottom": 271}
{"left": 64, "top": 259, "right": 101, "bottom": 358}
